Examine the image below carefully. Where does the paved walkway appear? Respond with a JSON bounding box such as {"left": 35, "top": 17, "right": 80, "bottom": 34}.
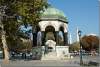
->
{"left": 1, "top": 60, "right": 80, "bottom": 67}
{"left": 0, "top": 55, "right": 99, "bottom": 67}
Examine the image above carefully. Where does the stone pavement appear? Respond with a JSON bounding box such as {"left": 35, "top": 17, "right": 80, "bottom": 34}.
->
{"left": 0, "top": 55, "right": 99, "bottom": 67}
{"left": 0, "top": 60, "right": 80, "bottom": 67}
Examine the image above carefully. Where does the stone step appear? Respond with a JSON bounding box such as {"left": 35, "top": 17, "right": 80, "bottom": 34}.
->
{"left": 41, "top": 52, "right": 71, "bottom": 60}
{"left": 41, "top": 52, "right": 58, "bottom": 60}
{"left": 41, "top": 56, "right": 59, "bottom": 60}
{"left": 44, "top": 52, "right": 56, "bottom": 56}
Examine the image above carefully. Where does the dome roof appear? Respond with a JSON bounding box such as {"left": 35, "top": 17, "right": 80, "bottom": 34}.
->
{"left": 41, "top": 6, "right": 67, "bottom": 22}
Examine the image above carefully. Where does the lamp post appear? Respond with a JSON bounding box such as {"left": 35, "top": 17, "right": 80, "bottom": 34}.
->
{"left": 78, "top": 30, "right": 83, "bottom": 65}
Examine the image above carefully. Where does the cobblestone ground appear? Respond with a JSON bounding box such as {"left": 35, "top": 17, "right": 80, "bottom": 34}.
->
{"left": 0, "top": 55, "right": 99, "bottom": 67}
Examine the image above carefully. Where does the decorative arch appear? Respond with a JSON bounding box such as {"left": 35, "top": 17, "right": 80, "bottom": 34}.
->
{"left": 37, "top": 21, "right": 68, "bottom": 46}
{"left": 58, "top": 23, "right": 68, "bottom": 46}
{"left": 45, "top": 25, "right": 55, "bottom": 32}
{"left": 38, "top": 21, "right": 59, "bottom": 31}
{"left": 45, "top": 26, "right": 55, "bottom": 41}
{"left": 63, "top": 23, "right": 68, "bottom": 33}
{"left": 59, "top": 26, "right": 64, "bottom": 32}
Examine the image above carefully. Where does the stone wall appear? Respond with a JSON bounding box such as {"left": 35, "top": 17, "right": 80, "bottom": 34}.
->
{"left": 56, "top": 46, "right": 69, "bottom": 57}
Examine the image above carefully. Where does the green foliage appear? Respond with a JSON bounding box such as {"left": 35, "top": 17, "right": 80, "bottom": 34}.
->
{"left": 69, "top": 35, "right": 99, "bottom": 52}
{"left": 69, "top": 42, "right": 80, "bottom": 52}
{"left": 0, "top": 0, "right": 48, "bottom": 51}
{"left": 81, "top": 35, "right": 99, "bottom": 51}
{"left": 12, "top": 0, "right": 48, "bottom": 25}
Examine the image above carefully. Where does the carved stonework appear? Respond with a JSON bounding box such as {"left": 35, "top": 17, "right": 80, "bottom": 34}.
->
{"left": 45, "top": 40, "right": 56, "bottom": 51}
{"left": 39, "top": 21, "right": 68, "bottom": 32}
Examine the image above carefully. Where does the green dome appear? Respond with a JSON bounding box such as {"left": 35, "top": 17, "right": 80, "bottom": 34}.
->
{"left": 41, "top": 7, "right": 67, "bottom": 22}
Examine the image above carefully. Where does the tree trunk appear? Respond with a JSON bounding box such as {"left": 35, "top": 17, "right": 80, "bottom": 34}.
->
{"left": 1, "top": 31, "right": 9, "bottom": 63}
{"left": 0, "top": 16, "right": 9, "bottom": 63}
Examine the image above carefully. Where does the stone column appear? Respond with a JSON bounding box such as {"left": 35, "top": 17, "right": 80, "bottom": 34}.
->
{"left": 42, "top": 31, "right": 48, "bottom": 54}
{"left": 55, "top": 31, "right": 59, "bottom": 46}
{"left": 37, "top": 31, "right": 42, "bottom": 46}
{"left": 41, "top": 31, "right": 45, "bottom": 46}
{"left": 33, "top": 32, "right": 37, "bottom": 47}
{"left": 64, "top": 32, "right": 68, "bottom": 46}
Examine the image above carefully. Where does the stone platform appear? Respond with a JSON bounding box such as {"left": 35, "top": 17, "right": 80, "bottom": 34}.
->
{"left": 41, "top": 46, "right": 71, "bottom": 60}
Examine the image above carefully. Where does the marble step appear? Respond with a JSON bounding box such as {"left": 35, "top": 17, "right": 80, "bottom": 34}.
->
{"left": 41, "top": 52, "right": 58, "bottom": 60}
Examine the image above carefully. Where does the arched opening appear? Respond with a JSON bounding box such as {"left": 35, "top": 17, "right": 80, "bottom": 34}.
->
{"left": 45, "top": 26, "right": 55, "bottom": 41}
{"left": 59, "top": 26, "right": 64, "bottom": 46}
{"left": 44, "top": 26, "right": 56, "bottom": 52}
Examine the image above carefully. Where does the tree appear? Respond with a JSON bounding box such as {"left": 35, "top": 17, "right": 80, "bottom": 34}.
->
{"left": 69, "top": 42, "right": 80, "bottom": 52}
{"left": 14, "top": 0, "right": 48, "bottom": 26}
{"left": 14, "top": 0, "right": 48, "bottom": 46}
{"left": 0, "top": 0, "right": 48, "bottom": 62}
{"left": 0, "top": 6, "right": 11, "bottom": 63}
{"left": 0, "top": 2, "right": 22, "bottom": 62}
{"left": 81, "top": 35, "right": 99, "bottom": 51}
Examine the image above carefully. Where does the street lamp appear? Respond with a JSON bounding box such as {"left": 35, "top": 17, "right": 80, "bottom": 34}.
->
{"left": 78, "top": 30, "right": 83, "bottom": 65}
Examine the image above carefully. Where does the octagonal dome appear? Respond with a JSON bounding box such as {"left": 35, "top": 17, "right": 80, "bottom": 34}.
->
{"left": 41, "top": 6, "right": 67, "bottom": 22}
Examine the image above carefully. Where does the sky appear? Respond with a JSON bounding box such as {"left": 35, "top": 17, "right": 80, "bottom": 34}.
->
{"left": 48, "top": 0, "right": 99, "bottom": 42}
